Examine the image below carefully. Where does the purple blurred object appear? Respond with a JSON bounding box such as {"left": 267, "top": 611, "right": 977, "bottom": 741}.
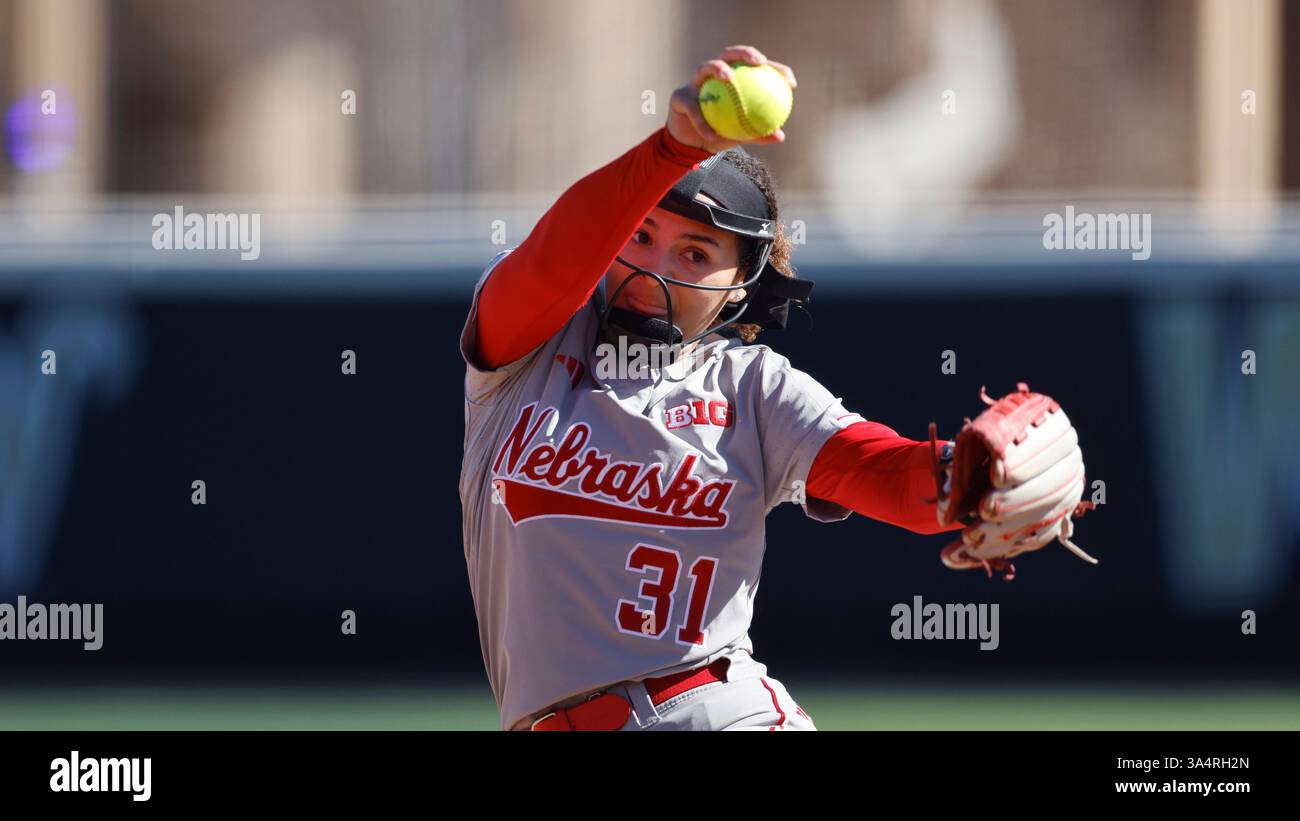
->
{"left": 4, "top": 87, "right": 78, "bottom": 172}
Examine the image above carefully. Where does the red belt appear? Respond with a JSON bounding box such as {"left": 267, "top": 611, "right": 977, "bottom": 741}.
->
{"left": 529, "top": 658, "right": 730, "bottom": 731}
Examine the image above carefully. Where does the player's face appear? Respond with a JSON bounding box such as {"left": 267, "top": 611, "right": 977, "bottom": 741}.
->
{"left": 604, "top": 196, "right": 746, "bottom": 341}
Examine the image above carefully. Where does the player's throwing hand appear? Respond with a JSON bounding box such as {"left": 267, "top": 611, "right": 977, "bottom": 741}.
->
{"left": 667, "top": 44, "right": 797, "bottom": 154}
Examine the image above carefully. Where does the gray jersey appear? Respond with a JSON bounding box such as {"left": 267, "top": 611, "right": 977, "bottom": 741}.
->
{"left": 460, "top": 249, "right": 860, "bottom": 729}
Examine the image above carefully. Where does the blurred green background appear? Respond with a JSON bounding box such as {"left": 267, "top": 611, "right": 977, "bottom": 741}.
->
{"left": 4, "top": 684, "right": 1299, "bottom": 731}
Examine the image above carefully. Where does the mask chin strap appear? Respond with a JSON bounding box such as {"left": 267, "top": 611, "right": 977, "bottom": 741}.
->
{"left": 600, "top": 243, "right": 773, "bottom": 355}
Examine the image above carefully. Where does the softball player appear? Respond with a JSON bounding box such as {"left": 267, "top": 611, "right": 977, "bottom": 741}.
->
{"left": 458, "top": 45, "right": 1090, "bottom": 730}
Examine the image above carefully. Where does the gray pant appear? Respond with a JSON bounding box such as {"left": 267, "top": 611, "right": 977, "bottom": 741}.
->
{"left": 611, "top": 650, "right": 817, "bottom": 731}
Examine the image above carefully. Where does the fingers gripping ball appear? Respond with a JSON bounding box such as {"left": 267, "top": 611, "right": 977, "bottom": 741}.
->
{"left": 929, "top": 383, "right": 1099, "bottom": 581}
{"left": 698, "top": 62, "right": 794, "bottom": 140}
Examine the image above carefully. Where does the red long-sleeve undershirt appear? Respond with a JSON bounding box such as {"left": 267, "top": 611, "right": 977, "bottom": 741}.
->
{"left": 806, "top": 421, "right": 964, "bottom": 535}
{"left": 471, "top": 126, "right": 960, "bottom": 536}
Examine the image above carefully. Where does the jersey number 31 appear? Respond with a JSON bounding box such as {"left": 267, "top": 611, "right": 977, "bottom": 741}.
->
{"left": 615, "top": 544, "right": 718, "bottom": 646}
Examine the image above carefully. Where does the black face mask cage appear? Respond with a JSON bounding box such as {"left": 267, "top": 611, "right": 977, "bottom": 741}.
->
{"left": 599, "top": 238, "right": 773, "bottom": 353}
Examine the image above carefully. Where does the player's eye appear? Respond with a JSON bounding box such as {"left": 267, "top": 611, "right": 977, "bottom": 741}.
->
{"left": 631, "top": 230, "right": 707, "bottom": 264}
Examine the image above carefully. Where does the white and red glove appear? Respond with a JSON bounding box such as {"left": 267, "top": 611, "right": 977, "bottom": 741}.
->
{"left": 929, "top": 383, "right": 1098, "bottom": 581}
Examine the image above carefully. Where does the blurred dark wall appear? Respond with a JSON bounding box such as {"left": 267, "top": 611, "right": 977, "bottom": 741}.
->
{"left": 2, "top": 281, "right": 1297, "bottom": 682}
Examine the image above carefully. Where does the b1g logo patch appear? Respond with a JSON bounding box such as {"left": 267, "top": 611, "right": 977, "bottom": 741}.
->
{"left": 663, "top": 399, "right": 733, "bottom": 430}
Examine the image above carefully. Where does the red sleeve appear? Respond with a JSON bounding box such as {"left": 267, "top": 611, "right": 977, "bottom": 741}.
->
{"left": 805, "top": 420, "right": 965, "bottom": 535}
{"left": 473, "top": 127, "right": 714, "bottom": 369}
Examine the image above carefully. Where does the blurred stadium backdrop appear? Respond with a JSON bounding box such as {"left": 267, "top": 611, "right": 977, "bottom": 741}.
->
{"left": 0, "top": 0, "right": 1297, "bottom": 729}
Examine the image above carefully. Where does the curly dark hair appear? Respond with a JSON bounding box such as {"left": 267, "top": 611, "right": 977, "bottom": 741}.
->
{"left": 719, "top": 150, "right": 797, "bottom": 344}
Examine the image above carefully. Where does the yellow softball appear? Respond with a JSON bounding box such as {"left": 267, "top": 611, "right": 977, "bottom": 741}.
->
{"left": 698, "top": 62, "right": 794, "bottom": 141}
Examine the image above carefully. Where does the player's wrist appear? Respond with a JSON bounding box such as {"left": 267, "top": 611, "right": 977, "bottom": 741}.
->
{"left": 659, "top": 125, "right": 716, "bottom": 166}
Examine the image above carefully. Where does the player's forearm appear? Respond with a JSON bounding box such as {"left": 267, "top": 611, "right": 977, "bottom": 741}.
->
{"left": 805, "top": 420, "right": 965, "bottom": 535}
{"left": 474, "top": 127, "right": 714, "bottom": 368}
